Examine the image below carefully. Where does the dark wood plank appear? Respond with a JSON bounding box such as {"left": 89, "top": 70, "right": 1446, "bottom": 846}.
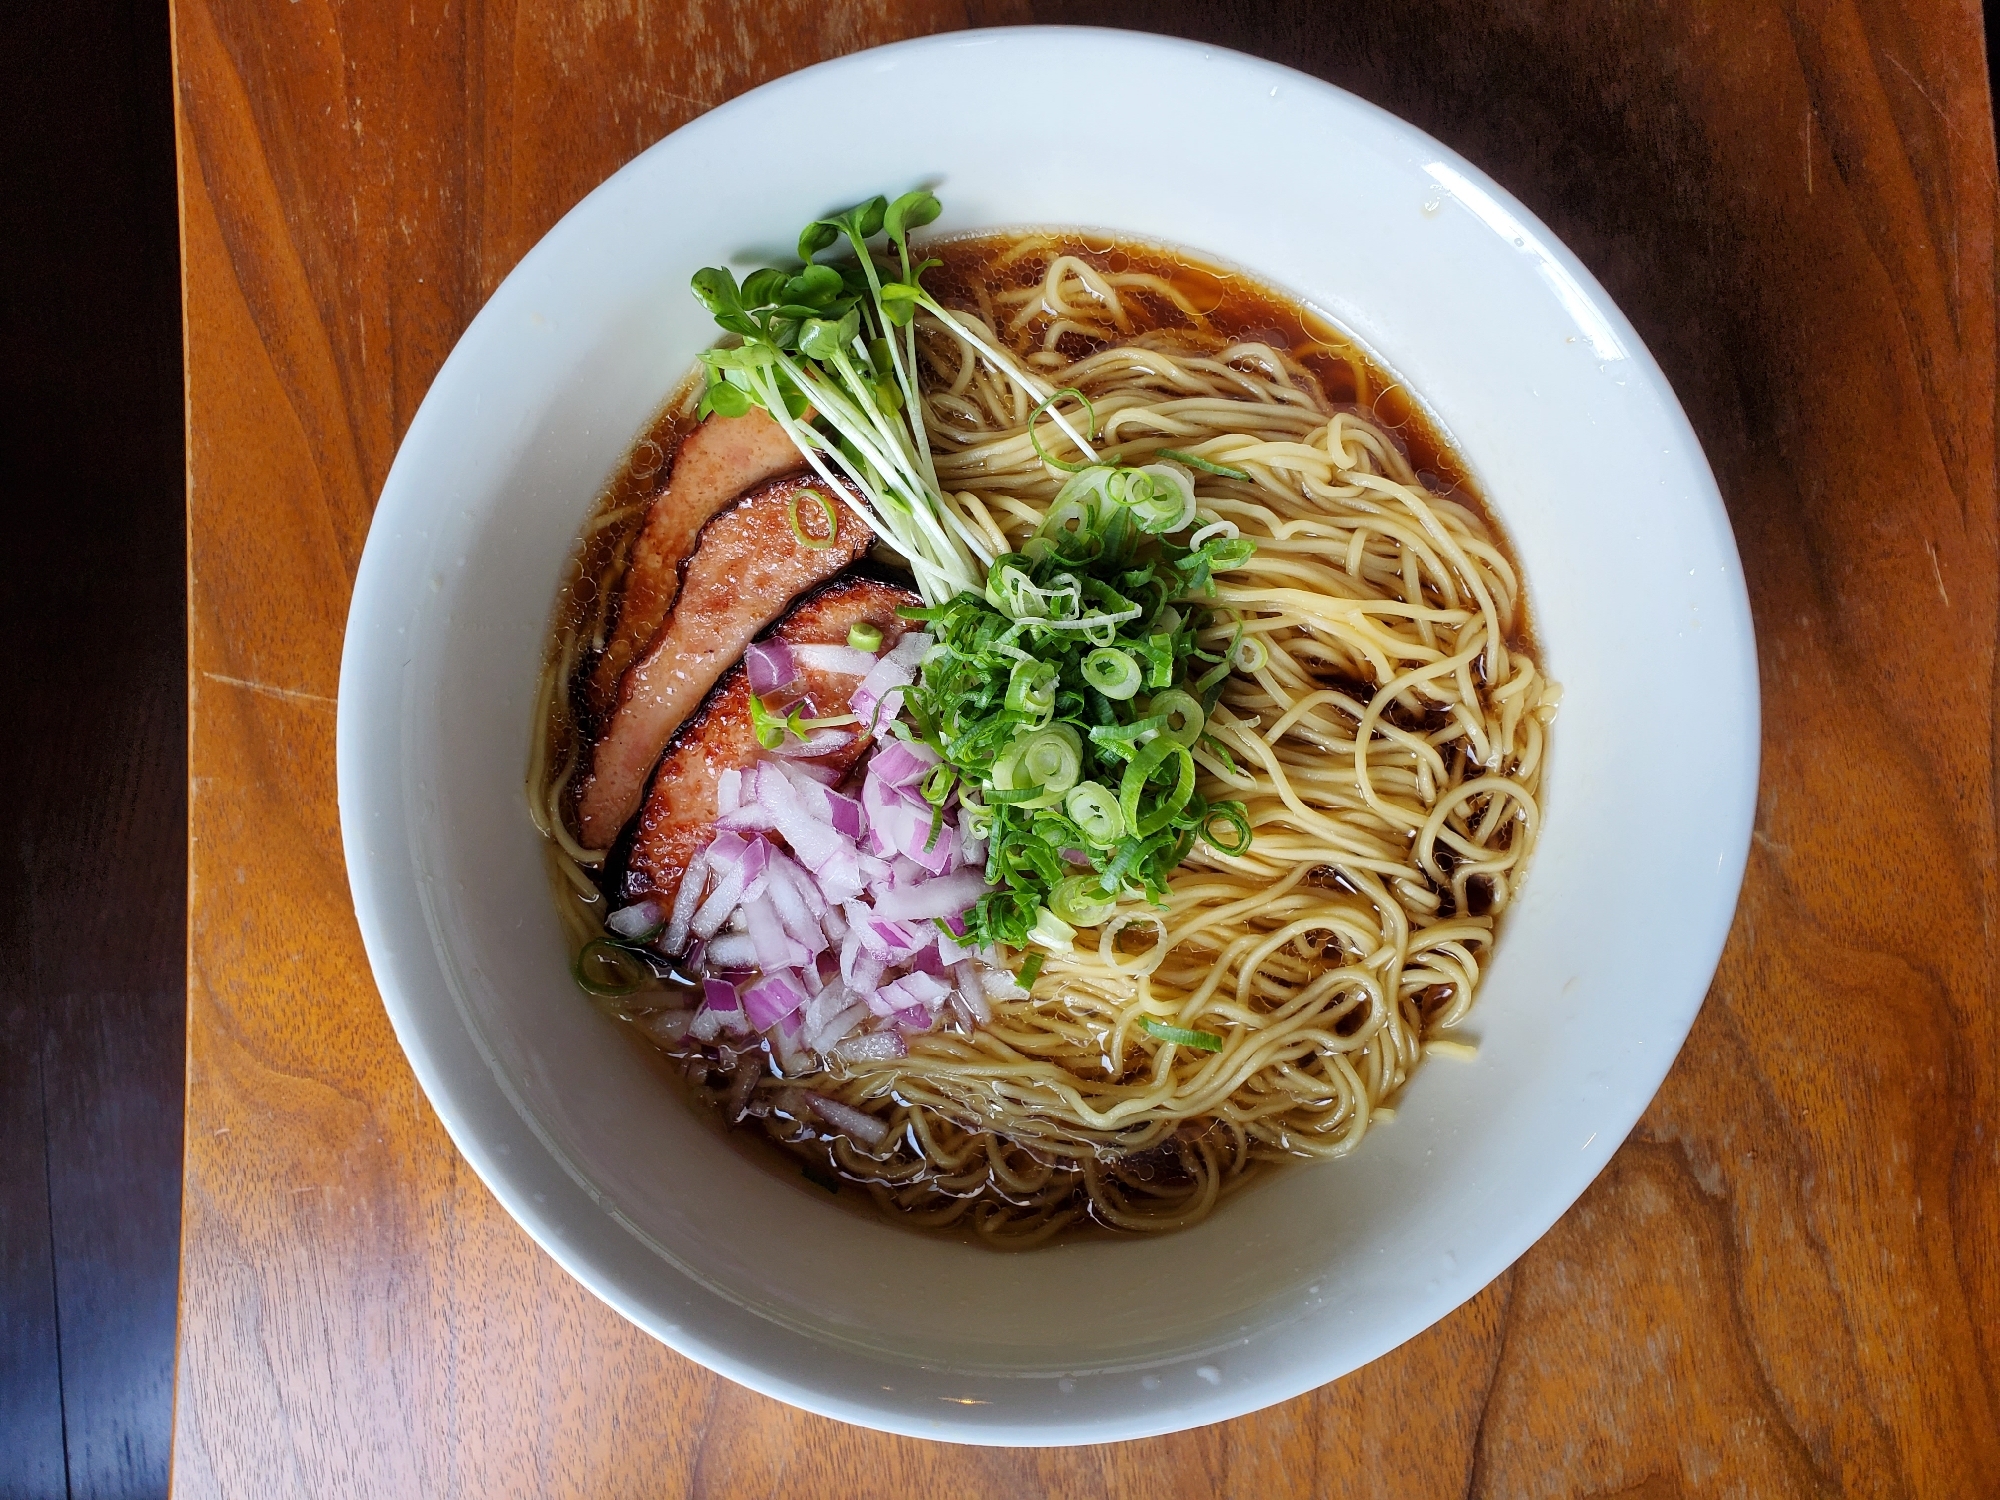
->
{"left": 0, "top": 964, "right": 66, "bottom": 1500}
{"left": 0, "top": 0, "right": 189, "bottom": 1496}
{"left": 171, "top": 1, "right": 1999, "bottom": 1494}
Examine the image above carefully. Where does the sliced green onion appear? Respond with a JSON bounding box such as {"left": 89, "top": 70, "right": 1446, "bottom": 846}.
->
{"left": 1017, "top": 951, "right": 1046, "bottom": 989}
{"left": 1012, "top": 724, "right": 1083, "bottom": 803}
{"left": 1119, "top": 739, "right": 1196, "bottom": 838}
{"left": 1063, "top": 781, "right": 1126, "bottom": 845}
{"left": 1026, "top": 906, "right": 1077, "bottom": 950}
{"left": 573, "top": 938, "right": 649, "bottom": 999}
{"left": 1087, "top": 715, "right": 1168, "bottom": 760}
{"left": 848, "top": 620, "right": 884, "bottom": 653}
{"left": 1082, "top": 647, "right": 1142, "bottom": 700}
{"left": 988, "top": 561, "right": 1054, "bottom": 620}
{"left": 1137, "top": 1015, "right": 1224, "bottom": 1051}
{"left": 1005, "top": 658, "right": 1059, "bottom": 719}
{"left": 1146, "top": 688, "right": 1205, "bottom": 747}
{"left": 1155, "top": 448, "right": 1251, "bottom": 481}
{"left": 1124, "top": 465, "right": 1198, "bottom": 533}
{"left": 1230, "top": 634, "right": 1269, "bottom": 672}
{"left": 1049, "top": 875, "right": 1117, "bottom": 928}
{"left": 1027, "top": 387, "right": 1097, "bottom": 474}
{"left": 1034, "top": 493, "right": 1099, "bottom": 551}
{"left": 786, "top": 487, "right": 839, "bottom": 550}
{"left": 1199, "top": 800, "right": 1253, "bottom": 856}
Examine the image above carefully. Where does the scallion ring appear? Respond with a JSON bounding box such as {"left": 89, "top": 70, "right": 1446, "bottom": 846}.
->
{"left": 1127, "top": 464, "right": 1198, "bottom": 533}
{"left": 1027, "top": 906, "right": 1078, "bottom": 951}
{"left": 848, "top": 620, "right": 884, "bottom": 653}
{"left": 1026, "top": 387, "right": 1098, "bottom": 474}
{"left": 1063, "top": 781, "right": 1125, "bottom": 846}
{"left": 1230, "top": 634, "right": 1269, "bottom": 672}
{"left": 1012, "top": 723, "right": 1082, "bottom": 805}
{"left": 1145, "top": 688, "right": 1206, "bottom": 747}
{"left": 573, "top": 938, "right": 650, "bottom": 999}
{"left": 1049, "top": 874, "right": 1117, "bottom": 928}
{"left": 1082, "top": 647, "right": 1142, "bottom": 700}
{"left": 1199, "top": 800, "right": 1254, "bottom": 856}
{"left": 1005, "top": 657, "right": 1059, "bottom": 720}
{"left": 786, "top": 487, "right": 839, "bottom": 550}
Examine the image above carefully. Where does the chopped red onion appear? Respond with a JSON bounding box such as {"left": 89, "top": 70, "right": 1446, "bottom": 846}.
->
{"left": 769, "top": 755, "right": 835, "bottom": 808}
{"left": 715, "top": 767, "right": 743, "bottom": 815}
{"left": 706, "top": 932, "right": 757, "bottom": 969}
{"left": 605, "top": 900, "right": 663, "bottom": 940}
{"left": 806, "top": 1093, "right": 890, "bottom": 1148}
{"left": 744, "top": 639, "right": 799, "bottom": 695}
{"left": 881, "top": 970, "right": 950, "bottom": 1012}
{"left": 823, "top": 789, "right": 864, "bottom": 839}
{"left": 936, "top": 923, "right": 974, "bottom": 966}
{"left": 892, "top": 1005, "right": 933, "bottom": 1032}
{"left": 908, "top": 821, "right": 957, "bottom": 876}
{"left": 951, "top": 959, "right": 992, "bottom": 1024}
{"left": 743, "top": 971, "right": 808, "bottom": 1030}
{"left": 772, "top": 1010, "right": 812, "bottom": 1073}
{"left": 870, "top": 871, "right": 987, "bottom": 924}
{"left": 958, "top": 806, "right": 988, "bottom": 866}
{"left": 886, "top": 631, "right": 933, "bottom": 668}
{"left": 807, "top": 1001, "right": 868, "bottom": 1052}
{"left": 743, "top": 891, "right": 809, "bottom": 970}
{"left": 763, "top": 856, "right": 830, "bottom": 956}
{"left": 754, "top": 762, "right": 851, "bottom": 873}
{"left": 635, "top": 1009, "right": 694, "bottom": 1044}
{"left": 802, "top": 978, "right": 845, "bottom": 1031}
{"left": 811, "top": 845, "right": 865, "bottom": 906}
{"left": 834, "top": 1030, "right": 907, "bottom": 1063}
{"left": 798, "top": 954, "right": 826, "bottom": 997}
{"left": 772, "top": 728, "right": 854, "bottom": 760}
{"left": 849, "top": 660, "right": 911, "bottom": 724}
{"left": 975, "top": 959, "right": 1028, "bottom": 1003}
{"left": 868, "top": 737, "right": 938, "bottom": 788}
{"left": 792, "top": 643, "right": 879, "bottom": 677}
{"left": 691, "top": 978, "right": 750, "bottom": 1042}
{"left": 662, "top": 846, "right": 711, "bottom": 954}
{"left": 691, "top": 833, "right": 769, "bottom": 940}
{"left": 715, "top": 804, "right": 779, "bottom": 833}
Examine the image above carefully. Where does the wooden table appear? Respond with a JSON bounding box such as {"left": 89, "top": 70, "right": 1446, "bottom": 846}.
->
{"left": 173, "top": 2, "right": 2000, "bottom": 1493}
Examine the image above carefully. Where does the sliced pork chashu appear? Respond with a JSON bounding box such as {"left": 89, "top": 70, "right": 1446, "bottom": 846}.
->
{"left": 588, "top": 406, "right": 806, "bottom": 718}
{"left": 573, "top": 472, "right": 872, "bottom": 847}
{"left": 615, "top": 576, "right": 920, "bottom": 907}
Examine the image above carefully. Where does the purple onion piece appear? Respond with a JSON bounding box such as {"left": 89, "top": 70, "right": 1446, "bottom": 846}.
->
{"left": 744, "top": 638, "right": 799, "bottom": 695}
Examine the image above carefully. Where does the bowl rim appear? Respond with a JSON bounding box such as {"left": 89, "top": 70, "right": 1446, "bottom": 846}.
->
{"left": 337, "top": 23, "right": 1759, "bottom": 1444}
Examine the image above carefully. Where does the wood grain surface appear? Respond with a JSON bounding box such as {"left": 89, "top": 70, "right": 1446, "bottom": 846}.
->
{"left": 173, "top": 2, "right": 2000, "bottom": 1494}
{"left": 1, "top": 1, "right": 187, "bottom": 1496}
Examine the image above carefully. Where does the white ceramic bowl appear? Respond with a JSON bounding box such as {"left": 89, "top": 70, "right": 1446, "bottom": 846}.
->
{"left": 338, "top": 27, "right": 1757, "bottom": 1444}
